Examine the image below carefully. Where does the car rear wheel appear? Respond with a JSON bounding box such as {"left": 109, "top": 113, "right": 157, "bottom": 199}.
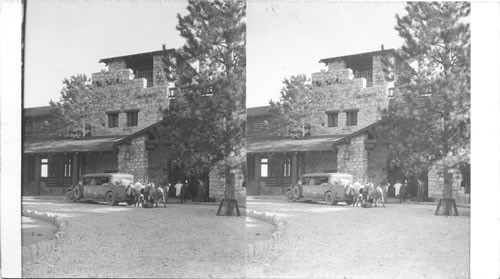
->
{"left": 293, "top": 185, "right": 301, "bottom": 199}
{"left": 285, "top": 190, "right": 295, "bottom": 202}
{"left": 325, "top": 191, "right": 335, "bottom": 206}
{"left": 106, "top": 191, "right": 119, "bottom": 206}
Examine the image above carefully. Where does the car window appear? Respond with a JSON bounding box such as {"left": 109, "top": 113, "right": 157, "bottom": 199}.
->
{"left": 83, "top": 177, "right": 91, "bottom": 185}
{"left": 99, "top": 177, "right": 110, "bottom": 185}
{"left": 302, "top": 177, "right": 311, "bottom": 185}
{"left": 318, "top": 177, "right": 328, "bottom": 184}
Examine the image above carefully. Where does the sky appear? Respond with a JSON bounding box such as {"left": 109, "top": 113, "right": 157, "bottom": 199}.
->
{"left": 24, "top": 0, "right": 188, "bottom": 108}
{"left": 24, "top": 0, "right": 406, "bottom": 108}
{"left": 247, "top": 1, "right": 406, "bottom": 107}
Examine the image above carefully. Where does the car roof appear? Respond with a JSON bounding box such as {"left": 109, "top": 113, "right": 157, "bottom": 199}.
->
{"left": 82, "top": 173, "right": 134, "bottom": 178}
{"left": 302, "top": 173, "right": 352, "bottom": 177}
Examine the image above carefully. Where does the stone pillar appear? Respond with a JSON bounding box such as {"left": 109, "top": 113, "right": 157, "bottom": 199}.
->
{"left": 72, "top": 153, "right": 79, "bottom": 186}
{"left": 34, "top": 155, "right": 41, "bottom": 196}
{"left": 291, "top": 152, "right": 298, "bottom": 185}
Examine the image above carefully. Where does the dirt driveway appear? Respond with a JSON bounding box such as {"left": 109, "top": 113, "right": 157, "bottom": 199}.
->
{"left": 22, "top": 198, "right": 246, "bottom": 278}
{"left": 246, "top": 197, "right": 470, "bottom": 279}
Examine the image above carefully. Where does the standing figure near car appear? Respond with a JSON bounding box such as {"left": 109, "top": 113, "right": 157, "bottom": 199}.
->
{"left": 175, "top": 180, "right": 184, "bottom": 203}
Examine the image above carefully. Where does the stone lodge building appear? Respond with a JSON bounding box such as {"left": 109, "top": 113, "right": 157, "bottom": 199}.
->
{"left": 23, "top": 49, "right": 245, "bottom": 203}
{"left": 247, "top": 49, "right": 469, "bottom": 203}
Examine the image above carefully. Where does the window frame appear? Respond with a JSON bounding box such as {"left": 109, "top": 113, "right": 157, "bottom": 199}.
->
{"left": 260, "top": 158, "right": 269, "bottom": 178}
{"left": 345, "top": 109, "right": 358, "bottom": 126}
{"left": 125, "top": 110, "right": 139, "bottom": 127}
{"left": 107, "top": 112, "right": 119, "bottom": 128}
{"left": 326, "top": 110, "right": 339, "bottom": 127}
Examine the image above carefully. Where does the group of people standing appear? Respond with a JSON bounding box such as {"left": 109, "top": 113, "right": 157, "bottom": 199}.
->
{"left": 348, "top": 179, "right": 410, "bottom": 206}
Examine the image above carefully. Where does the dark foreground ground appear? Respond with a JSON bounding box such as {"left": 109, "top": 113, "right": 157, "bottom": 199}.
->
{"left": 22, "top": 198, "right": 246, "bottom": 278}
{"left": 246, "top": 197, "right": 470, "bottom": 279}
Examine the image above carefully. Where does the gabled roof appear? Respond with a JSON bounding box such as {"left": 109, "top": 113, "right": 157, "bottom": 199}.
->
{"left": 319, "top": 49, "right": 394, "bottom": 64}
{"left": 248, "top": 120, "right": 385, "bottom": 154}
{"left": 113, "top": 119, "right": 169, "bottom": 146}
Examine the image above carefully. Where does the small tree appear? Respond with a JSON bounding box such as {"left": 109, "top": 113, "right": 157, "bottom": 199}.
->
{"left": 49, "top": 74, "right": 105, "bottom": 139}
{"left": 163, "top": 0, "right": 246, "bottom": 216}
{"left": 381, "top": 2, "right": 470, "bottom": 214}
{"left": 269, "top": 74, "right": 327, "bottom": 139}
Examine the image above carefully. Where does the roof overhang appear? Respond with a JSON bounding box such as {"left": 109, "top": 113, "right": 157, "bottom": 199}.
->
{"left": 99, "top": 49, "right": 176, "bottom": 65}
{"left": 319, "top": 49, "right": 395, "bottom": 65}
{"left": 248, "top": 120, "right": 386, "bottom": 154}
{"left": 24, "top": 136, "right": 124, "bottom": 154}
{"left": 248, "top": 136, "right": 345, "bottom": 153}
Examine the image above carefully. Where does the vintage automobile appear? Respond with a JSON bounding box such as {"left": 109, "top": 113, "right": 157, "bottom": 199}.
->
{"left": 285, "top": 172, "right": 354, "bottom": 205}
{"left": 66, "top": 173, "right": 135, "bottom": 206}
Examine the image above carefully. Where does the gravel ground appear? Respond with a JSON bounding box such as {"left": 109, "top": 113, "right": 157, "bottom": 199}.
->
{"left": 22, "top": 199, "right": 246, "bottom": 278}
{"left": 246, "top": 198, "right": 470, "bottom": 279}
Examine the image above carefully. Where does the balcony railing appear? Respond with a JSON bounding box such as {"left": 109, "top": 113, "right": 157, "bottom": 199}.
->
{"left": 354, "top": 70, "right": 373, "bottom": 87}
{"left": 135, "top": 70, "right": 154, "bottom": 87}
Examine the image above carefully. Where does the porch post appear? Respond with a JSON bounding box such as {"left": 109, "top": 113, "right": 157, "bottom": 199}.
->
{"left": 72, "top": 152, "right": 79, "bottom": 186}
{"left": 254, "top": 154, "right": 261, "bottom": 196}
{"left": 291, "top": 152, "right": 298, "bottom": 185}
{"left": 34, "top": 154, "right": 41, "bottom": 196}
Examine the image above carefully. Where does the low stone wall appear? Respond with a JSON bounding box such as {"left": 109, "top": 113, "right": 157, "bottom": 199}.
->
{"left": 246, "top": 210, "right": 287, "bottom": 262}
{"left": 22, "top": 210, "right": 68, "bottom": 264}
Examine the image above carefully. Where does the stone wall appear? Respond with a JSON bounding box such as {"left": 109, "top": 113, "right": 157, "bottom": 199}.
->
{"left": 85, "top": 151, "right": 118, "bottom": 173}
{"left": 367, "top": 140, "right": 389, "bottom": 185}
{"left": 147, "top": 142, "right": 170, "bottom": 186}
{"left": 304, "top": 151, "right": 337, "bottom": 173}
{"left": 90, "top": 54, "right": 171, "bottom": 137}
{"left": 336, "top": 134, "right": 368, "bottom": 182}
{"left": 428, "top": 165, "right": 469, "bottom": 204}
{"left": 117, "top": 135, "right": 149, "bottom": 181}
{"left": 209, "top": 162, "right": 246, "bottom": 205}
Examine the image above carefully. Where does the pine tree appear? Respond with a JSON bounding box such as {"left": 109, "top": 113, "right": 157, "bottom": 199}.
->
{"left": 269, "top": 74, "right": 328, "bottom": 139}
{"left": 163, "top": 0, "right": 246, "bottom": 216}
{"left": 49, "top": 74, "right": 105, "bottom": 139}
{"left": 381, "top": 2, "right": 470, "bottom": 214}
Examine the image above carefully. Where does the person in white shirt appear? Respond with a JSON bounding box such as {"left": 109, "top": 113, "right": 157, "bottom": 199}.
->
{"left": 394, "top": 180, "right": 402, "bottom": 198}
{"left": 175, "top": 180, "right": 184, "bottom": 201}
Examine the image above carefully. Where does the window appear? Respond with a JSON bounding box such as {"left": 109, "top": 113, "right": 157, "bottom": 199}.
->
{"left": 64, "top": 157, "right": 72, "bottom": 177}
{"left": 388, "top": 87, "right": 395, "bottom": 98}
{"left": 41, "top": 158, "right": 48, "bottom": 178}
{"left": 346, "top": 110, "right": 358, "bottom": 126}
{"left": 326, "top": 111, "right": 338, "bottom": 127}
{"left": 260, "top": 158, "right": 268, "bottom": 177}
{"left": 283, "top": 158, "right": 291, "bottom": 177}
{"left": 126, "top": 110, "right": 139, "bottom": 127}
{"left": 168, "top": 88, "right": 177, "bottom": 98}
{"left": 107, "top": 112, "right": 119, "bottom": 128}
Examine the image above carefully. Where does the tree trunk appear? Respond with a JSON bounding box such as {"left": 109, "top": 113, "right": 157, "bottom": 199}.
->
{"left": 435, "top": 166, "right": 459, "bottom": 216}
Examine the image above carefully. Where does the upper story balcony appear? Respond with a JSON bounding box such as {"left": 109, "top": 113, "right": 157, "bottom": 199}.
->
{"left": 95, "top": 49, "right": 176, "bottom": 88}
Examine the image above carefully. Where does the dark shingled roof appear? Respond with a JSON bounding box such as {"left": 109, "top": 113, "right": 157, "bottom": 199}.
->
{"left": 24, "top": 106, "right": 52, "bottom": 117}
{"left": 247, "top": 106, "right": 272, "bottom": 117}
{"left": 248, "top": 120, "right": 385, "bottom": 153}
{"left": 248, "top": 135, "right": 344, "bottom": 153}
{"left": 319, "top": 49, "right": 395, "bottom": 64}
{"left": 99, "top": 49, "right": 175, "bottom": 65}
{"left": 24, "top": 136, "right": 124, "bottom": 154}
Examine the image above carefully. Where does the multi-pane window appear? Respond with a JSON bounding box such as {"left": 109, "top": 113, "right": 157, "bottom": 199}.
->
{"left": 64, "top": 157, "right": 72, "bottom": 177}
{"left": 126, "top": 110, "right": 139, "bottom": 127}
{"left": 283, "top": 158, "right": 291, "bottom": 177}
{"left": 326, "top": 111, "right": 339, "bottom": 127}
{"left": 41, "top": 158, "right": 48, "bottom": 178}
{"left": 107, "top": 112, "right": 119, "bottom": 128}
{"left": 346, "top": 110, "right": 358, "bottom": 126}
{"left": 260, "top": 158, "right": 268, "bottom": 177}
{"left": 168, "top": 88, "right": 177, "bottom": 98}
